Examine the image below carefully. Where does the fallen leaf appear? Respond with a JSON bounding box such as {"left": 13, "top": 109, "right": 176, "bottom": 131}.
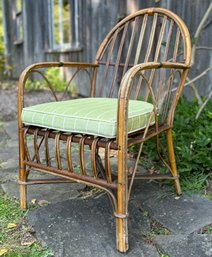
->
{"left": 31, "top": 199, "right": 37, "bottom": 204}
{"left": 7, "top": 223, "right": 17, "bottom": 229}
{"left": 149, "top": 167, "right": 155, "bottom": 175}
{"left": 0, "top": 248, "right": 8, "bottom": 256}
{"left": 175, "top": 196, "right": 180, "bottom": 200}
{"left": 38, "top": 200, "right": 50, "bottom": 206}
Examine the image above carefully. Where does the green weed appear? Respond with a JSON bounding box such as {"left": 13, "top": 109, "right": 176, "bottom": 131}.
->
{"left": 199, "top": 224, "right": 212, "bottom": 234}
{"left": 180, "top": 172, "right": 210, "bottom": 193}
{"left": 0, "top": 194, "right": 25, "bottom": 244}
{"left": 3, "top": 243, "right": 54, "bottom": 257}
{"left": 0, "top": 193, "right": 53, "bottom": 256}
{"left": 130, "top": 98, "right": 212, "bottom": 193}
{"left": 143, "top": 220, "right": 171, "bottom": 244}
{"left": 160, "top": 253, "right": 169, "bottom": 257}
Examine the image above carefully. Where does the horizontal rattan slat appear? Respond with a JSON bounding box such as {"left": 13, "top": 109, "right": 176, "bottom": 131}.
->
{"left": 19, "top": 178, "right": 76, "bottom": 185}
{"left": 24, "top": 123, "right": 171, "bottom": 149}
{"left": 98, "top": 61, "right": 134, "bottom": 68}
{"left": 24, "top": 126, "right": 119, "bottom": 150}
{"left": 131, "top": 174, "right": 179, "bottom": 180}
{"left": 23, "top": 161, "right": 118, "bottom": 190}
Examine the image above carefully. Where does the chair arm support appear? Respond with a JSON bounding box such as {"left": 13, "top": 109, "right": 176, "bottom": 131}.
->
{"left": 17, "top": 62, "right": 99, "bottom": 120}
{"left": 118, "top": 61, "right": 189, "bottom": 100}
{"left": 19, "top": 61, "right": 98, "bottom": 75}
{"left": 18, "top": 62, "right": 98, "bottom": 92}
{"left": 116, "top": 62, "right": 190, "bottom": 145}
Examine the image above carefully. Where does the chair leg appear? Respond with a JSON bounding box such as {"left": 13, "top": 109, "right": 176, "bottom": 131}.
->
{"left": 116, "top": 214, "right": 128, "bottom": 252}
{"left": 167, "top": 129, "right": 182, "bottom": 195}
{"left": 20, "top": 174, "right": 27, "bottom": 210}
{"left": 116, "top": 148, "right": 129, "bottom": 252}
{"left": 19, "top": 129, "right": 27, "bottom": 209}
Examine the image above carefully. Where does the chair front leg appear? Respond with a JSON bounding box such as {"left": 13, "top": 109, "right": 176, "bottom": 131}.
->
{"left": 19, "top": 169, "right": 27, "bottom": 209}
{"left": 116, "top": 145, "right": 129, "bottom": 252}
{"left": 167, "top": 128, "right": 182, "bottom": 195}
{"left": 19, "top": 128, "right": 27, "bottom": 209}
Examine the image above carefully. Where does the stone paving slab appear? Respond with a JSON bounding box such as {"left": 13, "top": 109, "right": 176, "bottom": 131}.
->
{"left": 154, "top": 234, "right": 212, "bottom": 257}
{"left": 138, "top": 191, "right": 212, "bottom": 234}
{"left": 1, "top": 179, "right": 85, "bottom": 204}
{"left": 3, "top": 120, "right": 18, "bottom": 140}
{"left": 0, "top": 168, "right": 18, "bottom": 183}
{"left": 0, "top": 129, "right": 9, "bottom": 147}
{"left": 28, "top": 195, "right": 159, "bottom": 257}
{"left": 0, "top": 145, "right": 19, "bottom": 163}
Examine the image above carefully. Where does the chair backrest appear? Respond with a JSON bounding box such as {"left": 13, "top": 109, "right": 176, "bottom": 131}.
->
{"left": 95, "top": 8, "right": 191, "bottom": 111}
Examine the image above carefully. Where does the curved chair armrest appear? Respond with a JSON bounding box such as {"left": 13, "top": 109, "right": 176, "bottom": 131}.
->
{"left": 18, "top": 61, "right": 99, "bottom": 94}
{"left": 119, "top": 61, "right": 189, "bottom": 100}
{"left": 117, "top": 61, "right": 190, "bottom": 144}
{"left": 18, "top": 62, "right": 98, "bottom": 101}
{"left": 17, "top": 62, "right": 99, "bottom": 120}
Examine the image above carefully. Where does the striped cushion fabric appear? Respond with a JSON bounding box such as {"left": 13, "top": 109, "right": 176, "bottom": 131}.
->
{"left": 21, "top": 98, "right": 154, "bottom": 138}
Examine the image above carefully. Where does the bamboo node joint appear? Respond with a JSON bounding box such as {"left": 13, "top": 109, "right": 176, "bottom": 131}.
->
{"left": 147, "top": 9, "right": 154, "bottom": 16}
{"left": 114, "top": 212, "right": 129, "bottom": 219}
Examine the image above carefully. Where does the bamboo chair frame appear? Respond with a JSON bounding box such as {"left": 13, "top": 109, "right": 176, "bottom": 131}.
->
{"left": 18, "top": 8, "right": 191, "bottom": 252}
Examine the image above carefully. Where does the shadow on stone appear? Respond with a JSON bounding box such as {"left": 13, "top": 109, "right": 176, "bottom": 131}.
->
{"left": 28, "top": 195, "right": 159, "bottom": 257}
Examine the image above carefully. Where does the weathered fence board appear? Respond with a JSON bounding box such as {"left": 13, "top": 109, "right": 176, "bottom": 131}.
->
{"left": 2, "top": 0, "right": 211, "bottom": 96}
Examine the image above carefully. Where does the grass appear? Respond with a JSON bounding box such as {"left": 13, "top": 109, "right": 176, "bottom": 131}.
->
{"left": 158, "top": 171, "right": 211, "bottom": 198}
{"left": 0, "top": 193, "right": 24, "bottom": 245}
{"left": 180, "top": 172, "right": 210, "bottom": 194}
{"left": 143, "top": 219, "right": 171, "bottom": 244}
{"left": 0, "top": 192, "right": 53, "bottom": 257}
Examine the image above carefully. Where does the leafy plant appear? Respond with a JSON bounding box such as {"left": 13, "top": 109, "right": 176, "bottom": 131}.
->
{"left": 44, "top": 68, "right": 67, "bottom": 91}
{"left": 25, "top": 68, "right": 77, "bottom": 95}
{"left": 25, "top": 79, "right": 45, "bottom": 91}
{"left": 173, "top": 98, "right": 212, "bottom": 175}
{"left": 131, "top": 98, "right": 212, "bottom": 192}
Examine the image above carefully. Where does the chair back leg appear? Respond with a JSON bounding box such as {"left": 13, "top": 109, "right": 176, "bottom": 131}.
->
{"left": 167, "top": 128, "right": 182, "bottom": 195}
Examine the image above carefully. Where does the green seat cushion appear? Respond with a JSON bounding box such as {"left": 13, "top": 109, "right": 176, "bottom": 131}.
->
{"left": 21, "top": 98, "right": 154, "bottom": 138}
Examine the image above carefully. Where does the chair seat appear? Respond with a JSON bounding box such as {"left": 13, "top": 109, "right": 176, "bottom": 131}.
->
{"left": 21, "top": 98, "right": 154, "bottom": 138}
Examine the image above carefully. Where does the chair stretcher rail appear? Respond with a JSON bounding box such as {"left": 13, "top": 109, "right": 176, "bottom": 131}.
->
{"left": 24, "top": 161, "right": 118, "bottom": 190}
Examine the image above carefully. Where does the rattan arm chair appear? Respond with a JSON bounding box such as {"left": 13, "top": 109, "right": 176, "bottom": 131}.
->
{"left": 18, "top": 8, "right": 191, "bottom": 252}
